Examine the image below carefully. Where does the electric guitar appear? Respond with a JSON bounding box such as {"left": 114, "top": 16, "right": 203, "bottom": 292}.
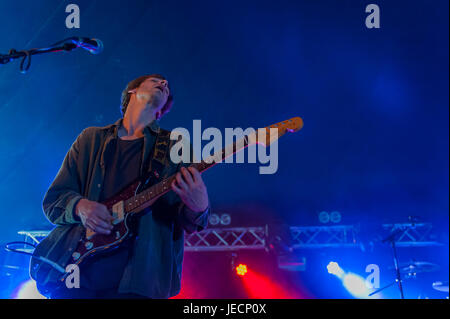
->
{"left": 30, "top": 117, "right": 303, "bottom": 288}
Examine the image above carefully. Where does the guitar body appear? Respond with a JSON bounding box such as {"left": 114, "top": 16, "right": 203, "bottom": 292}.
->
{"left": 30, "top": 178, "right": 153, "bottom": 292}
{"left": 68, "top": 180, "right": 141, "bottom": 269}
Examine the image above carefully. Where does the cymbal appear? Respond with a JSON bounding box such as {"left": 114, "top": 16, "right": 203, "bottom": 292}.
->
{"left": 392, "top": 261, "right": 440, "bottom": 274}
{"left": 432, "top": 281, "right": 449, "bottom": 293}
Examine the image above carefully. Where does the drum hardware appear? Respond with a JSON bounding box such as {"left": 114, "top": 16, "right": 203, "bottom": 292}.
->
{"left": 369, "top": 219, "right": 416, "bottom": 299}
{"left": 432, "top": 281, "right": 449, "bottom": 293}
{"left": 392, "top": 261, "right": 440, "bottom": 279}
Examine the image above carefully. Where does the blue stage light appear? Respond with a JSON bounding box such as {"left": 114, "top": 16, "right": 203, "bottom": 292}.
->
{"left": 327, "top": 262, "right": 376, "bottom": 299}
{"left": 342, "top": 273, "right": 370, "bottom": 299}
{"left": 327, "top": 261, "right": 344, "bottom": 278}
{"left": 12, "top": 279, "right": 45, "bottom": 299}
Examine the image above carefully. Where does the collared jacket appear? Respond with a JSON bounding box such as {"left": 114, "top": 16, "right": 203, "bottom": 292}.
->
{"left": 34, "top": 119, "right": 209, "bottom": 298}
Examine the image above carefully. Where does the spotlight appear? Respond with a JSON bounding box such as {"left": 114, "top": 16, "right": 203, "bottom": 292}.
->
{"left": 318, "top": 211, "right": 330, "bottom": 223}
{"left": 236, "top": 264, "right": 248, "bottom": 276}
{"left": 209, "top": 213, "right": 232, "bottom": 226}
{"left": 209, "top": 213, "right": 220, "bottom": 226}
{"left": 342, "top": 273, "right": 369, "bottom": 299}
{"left": 13, "top": 280, "right": 45, "bottom": 299}
{"left": 327, "top": 261, "right": 344, "bottom": 278}
{"left": 330, "top": 211, "right": 341, "bottom": 223}
{"left": 326, "top": 262, "right": 374, "bottom": 299}
{"left": 220, "top": 214, "right": 231, "bottom": 226}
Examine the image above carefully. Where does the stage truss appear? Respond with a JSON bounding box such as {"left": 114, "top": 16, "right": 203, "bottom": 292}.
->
{"left": 18, "top": 222, "right": 442, "bottom": 253}
{"left": 184, "top": 225, "right": 360, "bottom": 251}
{"left": 382, "top": 223, "right": 442, "bottom": 247}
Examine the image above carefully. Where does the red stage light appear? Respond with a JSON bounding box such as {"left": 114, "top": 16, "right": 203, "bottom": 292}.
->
{"left": 236, "top": 264, "right": 248, "bottom": 276}
{"left": 238, "top": 267, "right": 303, "bottom": 299}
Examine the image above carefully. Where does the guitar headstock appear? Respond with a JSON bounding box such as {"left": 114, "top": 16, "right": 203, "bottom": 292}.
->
{"left": 248, "top": 117, "right": 304, "bottom": 147}
{"left": 270, "top": 117, "right": 303, "bottom": 133}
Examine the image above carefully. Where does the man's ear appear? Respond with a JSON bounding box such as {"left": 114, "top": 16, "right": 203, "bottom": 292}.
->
{"left": 128, "top": 89, "right": 136, "bottom": 94}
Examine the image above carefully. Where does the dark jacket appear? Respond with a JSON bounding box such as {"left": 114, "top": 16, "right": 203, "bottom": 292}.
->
{"left": 40, "top": 118, "right": 209, "bottom": 298}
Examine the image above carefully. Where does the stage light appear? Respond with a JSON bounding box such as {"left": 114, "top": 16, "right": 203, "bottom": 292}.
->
{"left": 327, "top": 261, "right": 344, "bottom": 278}
{"left": 13, "top": 279, "right": 45, "bottom": 299}
{"left": 318, "top": 211, "right": 330, "bottom": 223}
{"left": 342, "top": 273, "right": 369, "bottom": 299}
{"left": 236, "top": 264, "right": 248, "bottom": 276}
{"left": 209, "top": 213, "right": 231, "bottom": 226}
{"left": 326, "top": 262, "right": 375, "bottom": 299}
{"left": 237, "top": 265, "right": 301, "bottom": 298}
{"left": 209, "top": 213, "right": 220, "bottom": 225}
{"left": 330, "top": 211, "right": 341, "bottom": 223}
{"left": 220, "top": 214, "right": 231, "bottom": 225}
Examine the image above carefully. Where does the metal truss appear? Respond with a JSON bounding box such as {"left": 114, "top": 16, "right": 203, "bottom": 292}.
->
{"left": 18, "top": 223, "right": 441, "bottom": 252}
{"left": 18, "top": 230, "right": 50, "bottom": 245}
{"left": 17, "top": 230, "right": 51, "bottom": 253}
{"left": 185, "top": 227, "right": 266, "bottom": 252}
{"left": 184, "top": 225, "right": 359, "bottom": 251}
{"left": 382, "top": 223, "right": 442, "bottom": 247}
{"left": 289, "top": 225, "right": 358, "bottom": 248}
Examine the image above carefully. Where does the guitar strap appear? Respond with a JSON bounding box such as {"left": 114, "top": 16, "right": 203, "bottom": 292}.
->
{"left": 144, "top": 128, "right": 172, "bottom": 182}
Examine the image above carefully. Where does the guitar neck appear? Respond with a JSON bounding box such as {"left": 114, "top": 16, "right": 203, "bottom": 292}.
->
{"left": 123, "top": 136, "right": 250, "bottom": 213}
{"left": 123, "top": 117, "right": 303, "bottom": 214}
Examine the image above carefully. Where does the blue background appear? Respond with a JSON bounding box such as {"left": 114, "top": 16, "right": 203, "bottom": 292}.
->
{"left": 0, "top": 0, "right": 448, "bottom": 263}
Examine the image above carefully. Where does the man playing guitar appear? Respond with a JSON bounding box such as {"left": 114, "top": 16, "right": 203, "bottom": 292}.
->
{"left": 43, "top": 74, "right": 210, "bottom": 298}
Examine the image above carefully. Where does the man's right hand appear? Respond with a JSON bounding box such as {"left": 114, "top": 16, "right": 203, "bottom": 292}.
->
{"left": 75, "top": 199, "right": 114, "bottom": 234}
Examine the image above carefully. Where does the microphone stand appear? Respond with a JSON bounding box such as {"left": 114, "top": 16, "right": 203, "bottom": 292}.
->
{"left": 0, "top": 38, "right": 83, "bottom": 73}
{"left": 369, "top": 228, "right": 405, "bottom": 299}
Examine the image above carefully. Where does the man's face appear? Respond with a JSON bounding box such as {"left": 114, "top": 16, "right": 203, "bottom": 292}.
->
{"left": 133, "top": 77, "right": 170, "bottom": 110}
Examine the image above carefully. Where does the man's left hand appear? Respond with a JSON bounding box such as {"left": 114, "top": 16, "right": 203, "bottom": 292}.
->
{"left": 171, "top": 167, "right": 209, "bottom": 213}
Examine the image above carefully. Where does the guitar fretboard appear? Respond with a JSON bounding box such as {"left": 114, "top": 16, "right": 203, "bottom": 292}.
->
{"left": 123, "top": 135, "right": 250, "bottom": 213}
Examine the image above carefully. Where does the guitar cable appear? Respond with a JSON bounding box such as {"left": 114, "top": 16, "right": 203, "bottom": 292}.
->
{"left": 4, "top": 241, "right": 66, "bottom": 273}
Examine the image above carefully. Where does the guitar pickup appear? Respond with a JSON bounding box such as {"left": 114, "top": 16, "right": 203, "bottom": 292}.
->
{"left": 111, "top": 201, "right": 125, "bottom": 225}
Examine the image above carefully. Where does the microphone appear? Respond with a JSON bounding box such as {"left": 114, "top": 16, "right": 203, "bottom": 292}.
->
{"left": 70, "top": 37, "right": 103, "bottom": 54}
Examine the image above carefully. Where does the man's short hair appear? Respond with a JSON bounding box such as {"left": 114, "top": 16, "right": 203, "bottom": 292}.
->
{"left": 120, "top": 74, "right": 174, "bottom": 118}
